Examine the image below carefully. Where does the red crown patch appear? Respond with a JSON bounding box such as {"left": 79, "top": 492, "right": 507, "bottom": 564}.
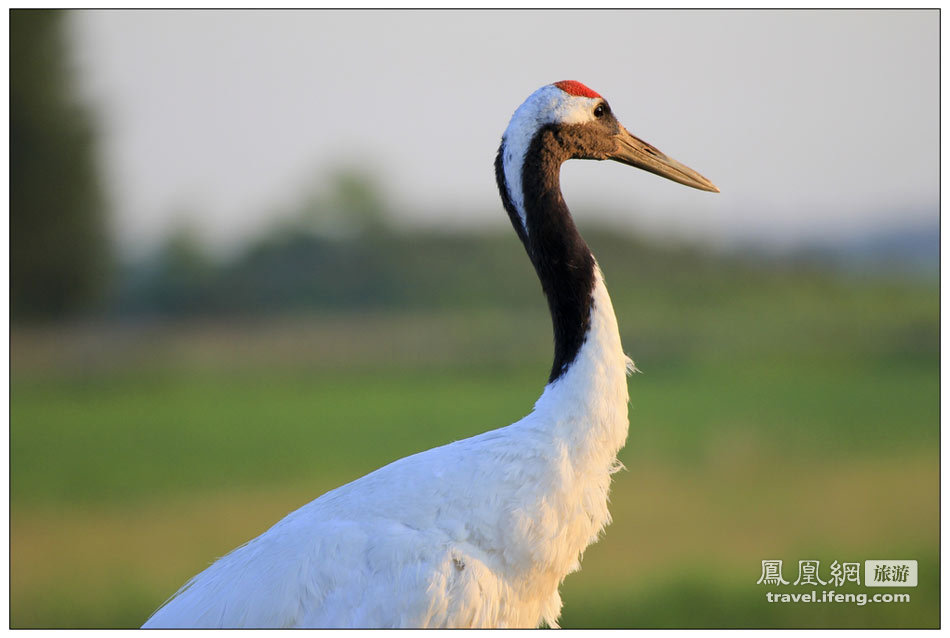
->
{"left": 553, "top": 80, "right": 602, "bottom": 99}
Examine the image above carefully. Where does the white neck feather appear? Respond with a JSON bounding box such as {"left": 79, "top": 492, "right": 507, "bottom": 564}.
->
{"left": 532, "top": 265, "right": 631, "bottom": 466}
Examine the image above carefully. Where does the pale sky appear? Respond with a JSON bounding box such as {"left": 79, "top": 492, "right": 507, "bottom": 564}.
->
{"left": 67, "top": 9, "right": 938, "bottom": 256}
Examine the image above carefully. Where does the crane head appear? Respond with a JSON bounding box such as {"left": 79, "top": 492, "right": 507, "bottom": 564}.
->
{"left": 502, "top": 80, "right": 719, "bottom": 193}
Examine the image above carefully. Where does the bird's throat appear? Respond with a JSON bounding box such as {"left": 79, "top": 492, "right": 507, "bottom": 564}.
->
{"left": 496, "top": 128, "right": 597, "bottom": 383}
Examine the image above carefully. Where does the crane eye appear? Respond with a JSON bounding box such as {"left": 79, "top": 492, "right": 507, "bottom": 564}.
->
{"left": 593, "top": 103, "right": 606, "bottom": 118}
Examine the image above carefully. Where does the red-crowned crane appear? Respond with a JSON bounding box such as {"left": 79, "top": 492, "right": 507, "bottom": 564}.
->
{"left": 143, "top": 81, "right": 718, "bottom": 629}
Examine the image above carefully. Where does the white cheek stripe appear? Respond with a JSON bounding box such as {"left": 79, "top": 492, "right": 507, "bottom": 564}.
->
{"left": 501, "top": 85, "right": 600, "bottom": 235}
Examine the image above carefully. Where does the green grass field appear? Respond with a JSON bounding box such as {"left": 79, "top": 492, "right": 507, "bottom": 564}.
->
{"left": 10, "top": 256, "right": 939, "bottom": 628}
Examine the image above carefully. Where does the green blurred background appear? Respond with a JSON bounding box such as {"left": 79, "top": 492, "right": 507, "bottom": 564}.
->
{"left": 10, "top": 9, "right": 938, "bottom": 629}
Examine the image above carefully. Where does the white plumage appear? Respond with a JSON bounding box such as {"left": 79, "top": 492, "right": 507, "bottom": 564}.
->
{"left": 144, "top": 81, "right": 717, "bottom": 629}
{"left": 145, "top": 271, "right": 629, "bottom": 628}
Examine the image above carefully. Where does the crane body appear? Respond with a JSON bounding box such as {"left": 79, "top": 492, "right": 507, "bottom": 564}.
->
{"left": 144, "top": 81, "right": 717, "bottom": 629}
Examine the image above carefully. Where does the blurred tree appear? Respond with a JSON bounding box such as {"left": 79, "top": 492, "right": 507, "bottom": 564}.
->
{"left": 297, "top": 168, "right": 389, "bottom": 238}
{"left": 11, "top": 10, "right": 112, "bottom": 321}
{"left": 146, "top": 222, "right": 215, "bottom": 315}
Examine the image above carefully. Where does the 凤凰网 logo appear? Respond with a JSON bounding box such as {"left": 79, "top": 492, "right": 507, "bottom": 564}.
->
{"left": 756, "top": 559, "right": 917, "bottom": 587}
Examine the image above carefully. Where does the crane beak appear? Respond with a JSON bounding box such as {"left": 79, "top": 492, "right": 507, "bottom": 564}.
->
{"left": 609, "top": 127, "right": 719, "bottom": 193}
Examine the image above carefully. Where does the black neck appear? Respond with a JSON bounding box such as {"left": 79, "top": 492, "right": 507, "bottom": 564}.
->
{"left": 496, "top": 126, "right": 596, "bottom": 383}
